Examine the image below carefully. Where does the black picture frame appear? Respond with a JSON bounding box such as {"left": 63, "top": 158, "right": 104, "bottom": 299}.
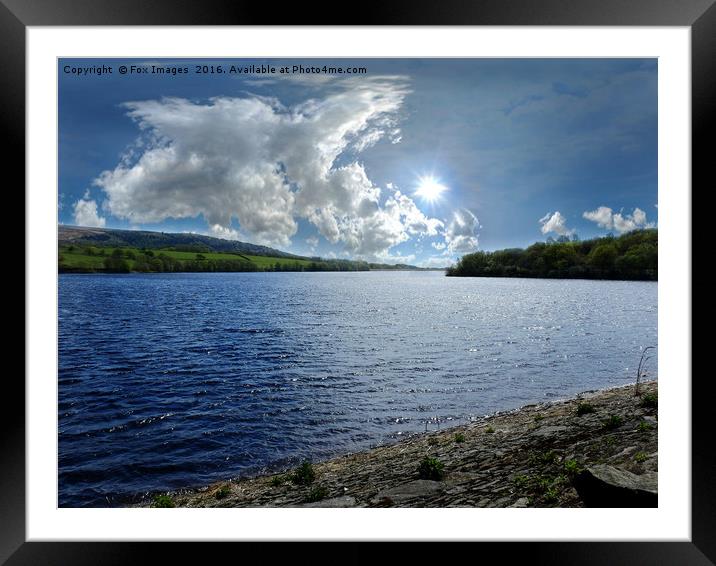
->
{"left": 8, "top": 1, "right": 709, "bottom": 563}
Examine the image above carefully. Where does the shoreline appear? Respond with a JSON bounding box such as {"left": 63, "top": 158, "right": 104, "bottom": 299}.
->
{"left": 136, "top": 380, "right": 658, "bottom": 508}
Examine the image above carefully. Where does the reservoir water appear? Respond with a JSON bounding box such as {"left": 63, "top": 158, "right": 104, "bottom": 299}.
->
{"left": 58, "top": 271, "right": 658, "bottom": 506}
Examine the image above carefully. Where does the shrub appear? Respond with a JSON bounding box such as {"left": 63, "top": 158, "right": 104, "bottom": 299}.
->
{"left": 151, "top": 494, "right": 175, "bottom": 508}
{"left": 576, "top": 402, "right": 596, "bottom": 416}
{"left": 214, "top": 485, "right": 231, "bottom": 500}
{"left": 640, "top": 393, "right": 658, "bottom": 409}
{"left": 270, "top": 475, "right": 287, "bottom": 487}
{"left": 454, "top": 432, "right": 466, "bottom": 443}
{"left": 534, "top": 414, "right": 545, "bottom": 422}
{"left": 485, "top": 426, "right": 495, "bottom": 434}
{"left": 304, "top": 486, "right": 329, "bottom": 503}
{"left": 418, "top": 456, "right": 445, "bottom": 480}
{"left": 291, "top": 461, "right": 316, "bottom": 486}
{"left": 634, "top": 452, "right": 648, "bottom": 463}
{"left": 603, "top": 415, "right": 624, "bottom": 430}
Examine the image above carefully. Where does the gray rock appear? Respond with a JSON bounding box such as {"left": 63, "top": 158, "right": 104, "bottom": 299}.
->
{"left": 510, "top": 497, "right": 530, "bottom": 508}
{"left": 371, "top": 480, "right": 443, "bottom": 506}
{"left": 299, "top": 496, "right": 356, "bottom": 508}
{"left": 531, "top": 425, "right": 568, "bottom": 438}
{"left": 611, "top": 446, "right": 638, "bottom": 459}
{"left": 574, "top": 465, "right": 657, "bottom": 507}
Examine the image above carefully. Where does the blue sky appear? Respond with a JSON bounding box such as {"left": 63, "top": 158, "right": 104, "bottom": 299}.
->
{"left": 59, "top": 58, "right": 657, "bottom": 266}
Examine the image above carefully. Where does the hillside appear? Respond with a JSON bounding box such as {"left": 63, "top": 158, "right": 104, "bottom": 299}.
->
{"left": 446, "top": 229, "right": 657, "bottom": 281}
{"left": 58, "top": 225, "right": 422, "bottom": 273}
{"left": 58, "top": 225, "right": 304, "bottom": 259}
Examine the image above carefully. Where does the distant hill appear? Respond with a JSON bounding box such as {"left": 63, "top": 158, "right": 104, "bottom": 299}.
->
{"left": 58, "top": 225, "right": 304, "bottom": 259}
{"left": 58, "top": 225, "right": 425, "bottom": 273}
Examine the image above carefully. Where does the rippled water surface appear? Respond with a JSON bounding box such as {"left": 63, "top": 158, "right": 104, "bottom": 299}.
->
{"left": 58, "top": 271, "right": 657, "bottom": 506}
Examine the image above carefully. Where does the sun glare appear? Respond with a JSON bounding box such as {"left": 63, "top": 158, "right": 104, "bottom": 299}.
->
{"left": 415, "top": 176, "right": 448, "bottom": 203}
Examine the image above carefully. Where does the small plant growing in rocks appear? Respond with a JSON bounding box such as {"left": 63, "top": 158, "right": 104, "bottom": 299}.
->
{"left": 485, "top": 426, "right": 495, "bottom": 434}
{"left": 512, "top": 474, "right": 529, "bottom": 490}
{"left": 214, "top": 485, "right": 231, "bottom": 500}
{"left": 454, "top": 432, "right": 466, "bottom": 443}
{"left": 636, "top": 421, "right": 653, "bottom": 433}
{"left": 534, "top": 413, "right": 545, "bottom": 422}
{"left": 563, "top": 459, "right": 581, "bottom": 476}
{"left": 151, "top": 494, "right": 175, "bottom": 508}
{"left": 304, "top": 486, "right": 329, "bottom": 503}
{"left": 634, "top": 452, "right": 648, "bottom": 463}
{"left": 270, "top": 475, "right": 287, "bottom": 487}
{"left": 418, "top": 456, "right": 445, "bottom": 480}
{"left": 291, "top": 461, "right": 316, "bottom": 486}
{"left": 576, "top": 402, "right": 596, "bottom": 416}
{"left": 640, "top": 393, "right": 658, "bottom": 410}
{"left": 602, "top": 415, "right": 624, "bottom": 430}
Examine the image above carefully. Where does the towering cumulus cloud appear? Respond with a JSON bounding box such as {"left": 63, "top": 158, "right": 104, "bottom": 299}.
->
{"left": 93, "top": 76, "right": 451, "bottom": 259}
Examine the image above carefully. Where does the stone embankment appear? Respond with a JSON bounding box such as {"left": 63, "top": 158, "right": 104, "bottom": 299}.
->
{"left": 140, "top": 381, "right": 658, "bottom": 508}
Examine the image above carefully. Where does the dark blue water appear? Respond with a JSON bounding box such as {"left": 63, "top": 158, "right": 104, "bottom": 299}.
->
{"left": 58, "top": 272, "right": 657, "bottom": 506}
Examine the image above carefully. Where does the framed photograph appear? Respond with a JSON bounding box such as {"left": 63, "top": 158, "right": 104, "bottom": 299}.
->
{"left": 11, "top": 0, "right": 709, "bottom": 563}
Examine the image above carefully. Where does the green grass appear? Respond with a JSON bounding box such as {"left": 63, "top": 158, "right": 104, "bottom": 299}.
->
{"left": 151, "top": 494, "right": 175, "bottom": 508}
{"left": 634, "top": 452, "right": 648, "bottom": 463}
{"left": 418, "top": 456, "right": 445, "bottom": 480}
{"left": 454, "top": 432, "right": 466, "bottom": 443}
{"left": 59, "top": 245, "right": 316, "bottom": 272}
{"left": 485, "top": 426, "right": 495, "bottom": 434}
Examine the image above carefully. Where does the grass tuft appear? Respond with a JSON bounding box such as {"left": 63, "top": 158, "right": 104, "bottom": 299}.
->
{"left": 290, "top": 461, "right": 316, "bottom": 486}
{"left": 640, "top": 393, "right": 658, "bottom": 410}
{"left": 418, "top": 456, "right": 445, "bottom": 480}
{"left": 151, "top": 494, "right": 175, "bottom": 508}
{"left": 214, "top": 485, "right": 231, "bottom": 500}
{"left": 602, "top": 415, "right": 624, "bottom": 430}
{"left": 304, "top": 486, "right": 329, "bottom": 503}
{"left": 576, "top": 402, "right": 596, "bottom": 416}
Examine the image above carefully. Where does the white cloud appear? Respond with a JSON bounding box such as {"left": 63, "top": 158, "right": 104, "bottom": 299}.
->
{"left": 92, "top": 76, "right": 442, "bottom": 257}
{"left": 582, "top": 206, "right": 654, "bottom": 234}
{"left": 581, "top": 206, "right": 613, "bottom": 229}
{"left": 539, "top": 211, "right": 574, "bottom": 236}
{"left": 431, "top": 241, "right": 446, "bottom": 251}
{"left": 72, "top": 194, "right": 106, "bottom": 227}
{"left": 445, "top": 208, "right": 481, "bottom": 254}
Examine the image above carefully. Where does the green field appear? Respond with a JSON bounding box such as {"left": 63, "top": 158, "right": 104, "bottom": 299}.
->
{"left": 58, "top": 245, "right": 365, "bottom": 273}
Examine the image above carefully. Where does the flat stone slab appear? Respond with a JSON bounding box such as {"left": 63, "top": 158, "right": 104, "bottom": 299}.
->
{"left": 299, "top": 496, "right": 356, "bottom": 508}
{"left": 574, "top": 465, "right": 657, "bottom": 508}
{"left": 531, "top": 425, "right": 568, "bottom": 437}
{"left": 371, "top": 480, "right": 444, "bottom": 506}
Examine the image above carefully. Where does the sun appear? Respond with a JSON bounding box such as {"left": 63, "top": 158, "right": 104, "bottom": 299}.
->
{"left": 415, "top": 176, "right": 448, "bottom": 203}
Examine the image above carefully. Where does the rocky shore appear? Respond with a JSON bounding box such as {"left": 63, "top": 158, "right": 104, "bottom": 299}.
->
{"left": 140, "top": 381, "right": 657, "bottom": 508}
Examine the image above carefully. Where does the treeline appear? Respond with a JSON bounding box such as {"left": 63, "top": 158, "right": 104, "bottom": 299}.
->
{"left": 446, "top": 229, "right": 657, "bottom": 280}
